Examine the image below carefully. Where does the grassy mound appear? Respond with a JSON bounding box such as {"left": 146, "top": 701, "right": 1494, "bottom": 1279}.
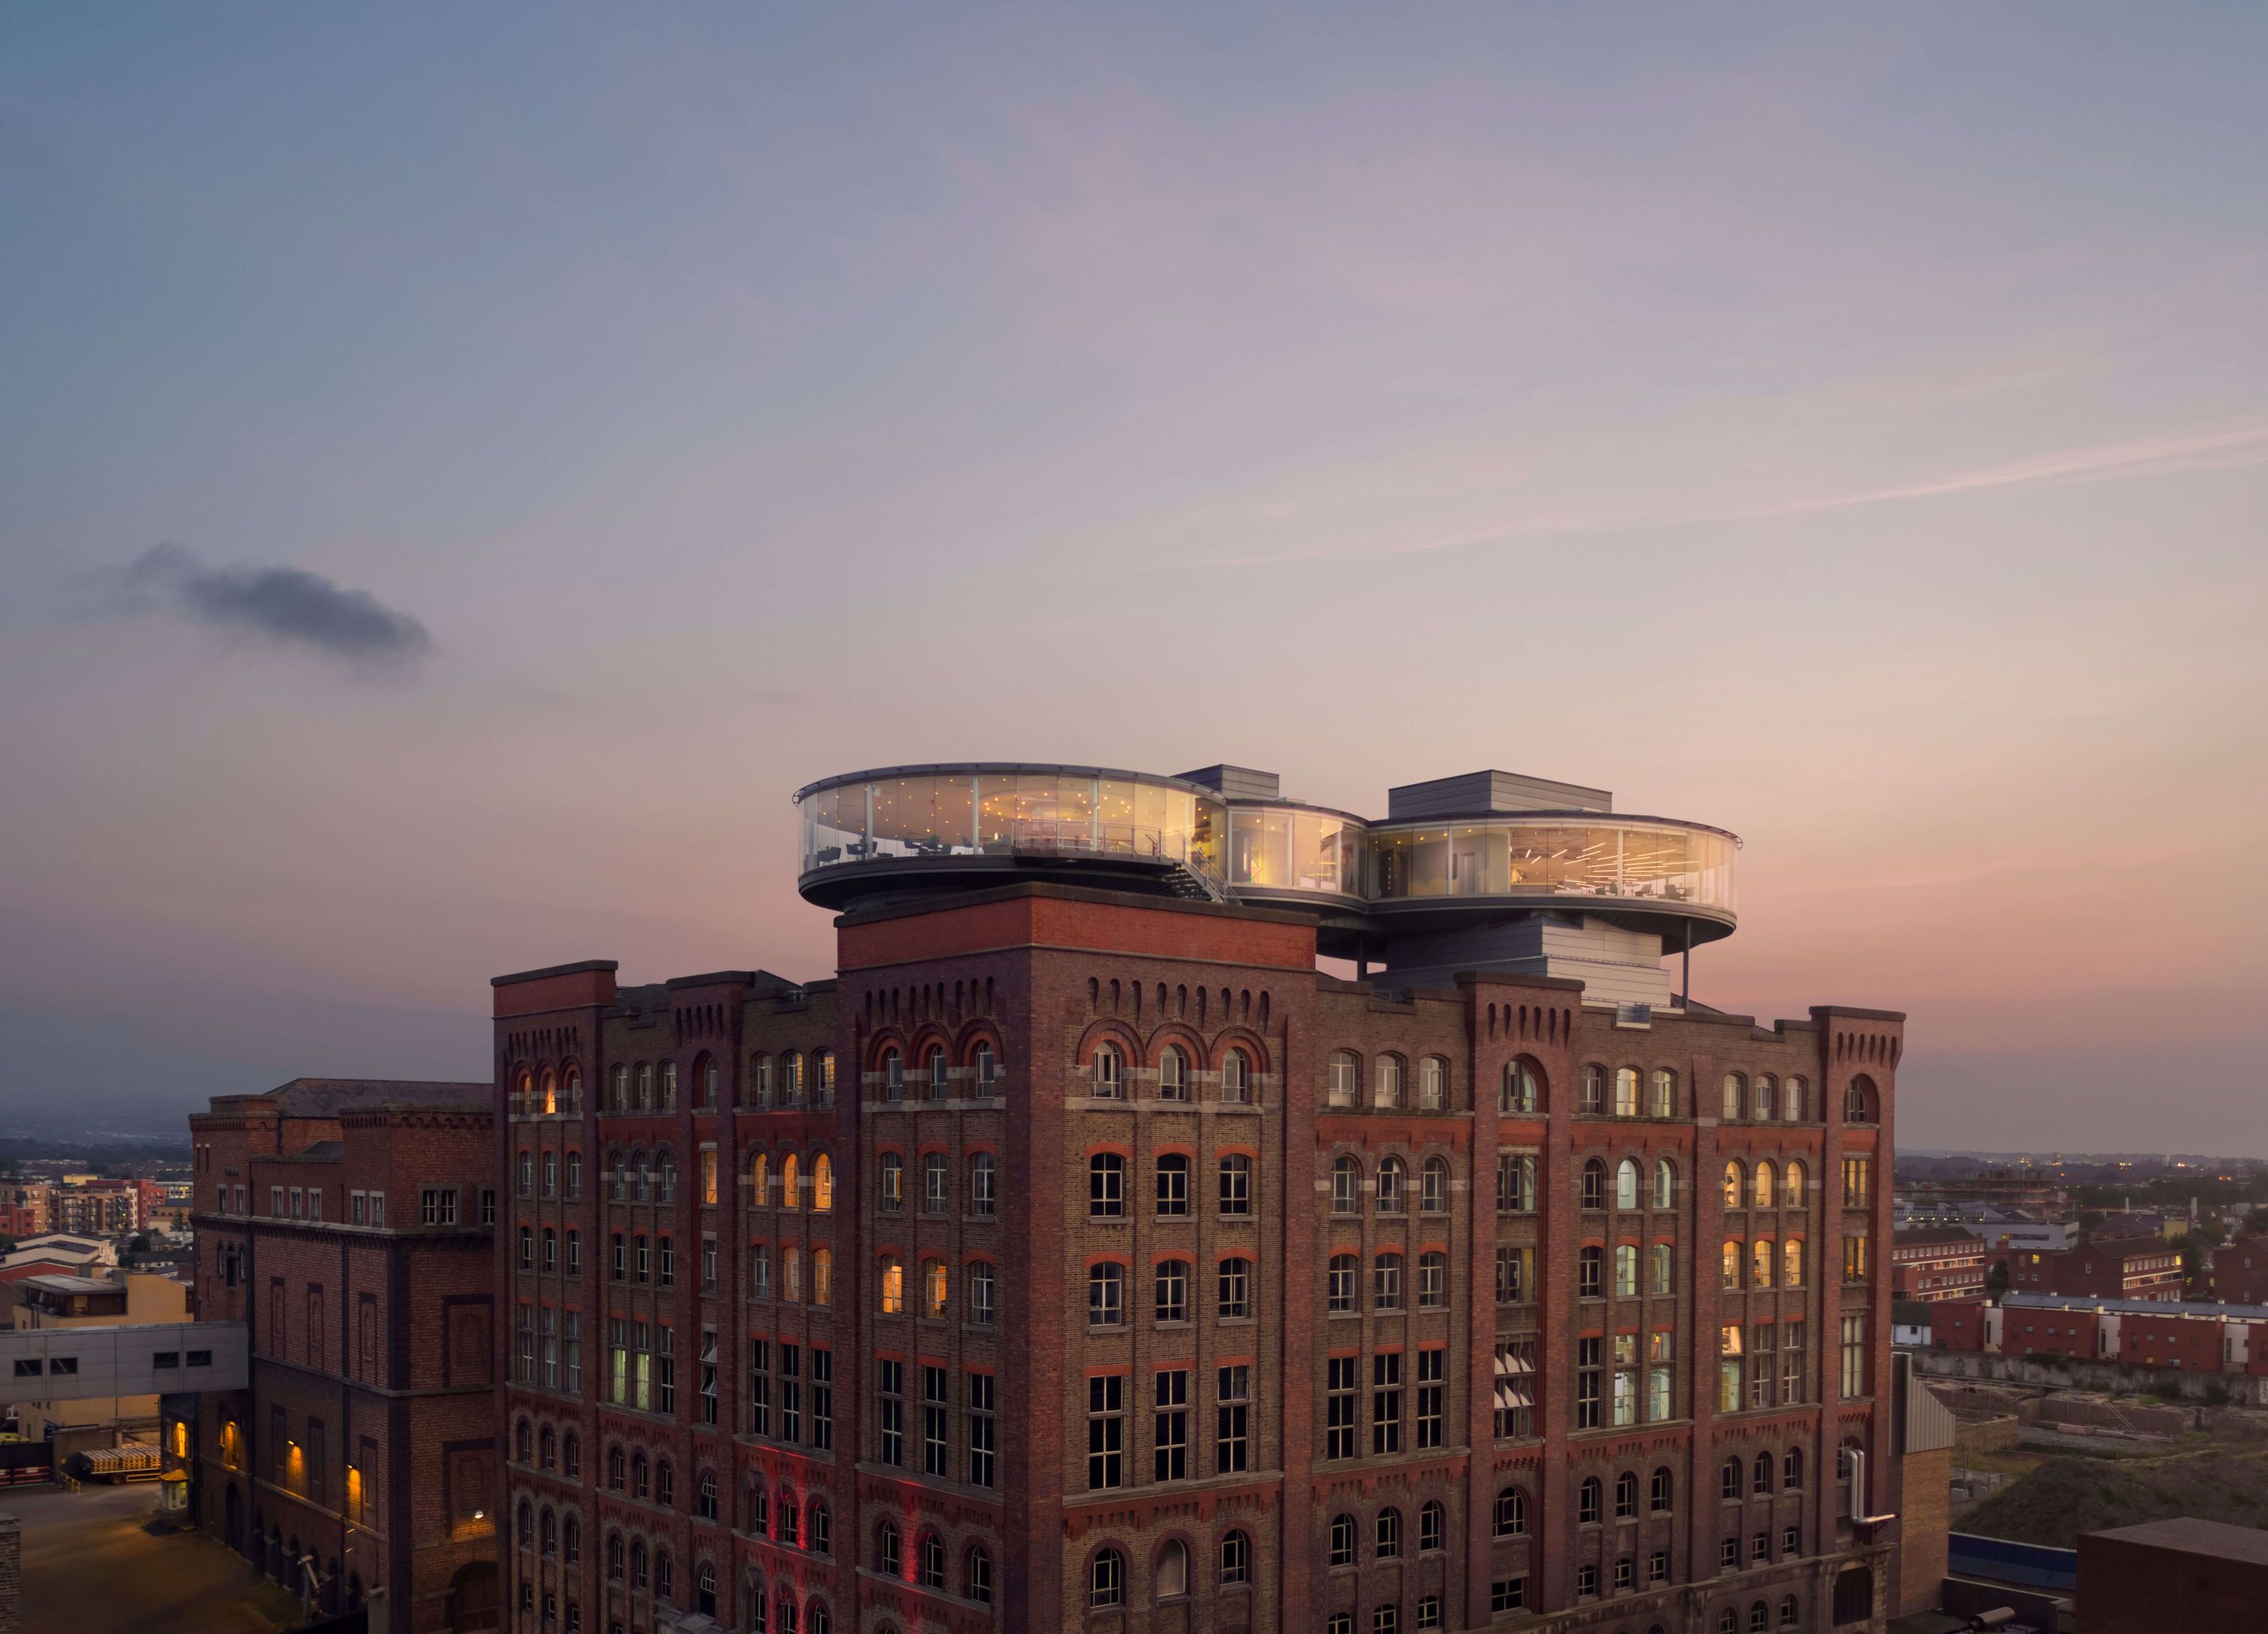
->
{"left": 1960, "top": 1447, "right": 2268, "bottom": 1549}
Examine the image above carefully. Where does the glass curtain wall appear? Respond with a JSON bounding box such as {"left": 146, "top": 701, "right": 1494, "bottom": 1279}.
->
{"left": 1369, "top": 822, "right": 1733, "bottom": 911}
{"left": 801, "top": 772, "right": 1222, "bottom": 876}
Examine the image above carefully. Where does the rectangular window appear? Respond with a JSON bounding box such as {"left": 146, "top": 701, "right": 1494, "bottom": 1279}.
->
{"left": 1087, "top": 1373, "right": 1125, "bottom": 1489}
{"left": 1750, "top": 1349, "right": 1777, "bottom": 1410}
{"left": 565, "top": 1311, "right": 581, "bottom": 1393}
{"left": 1843, "top": 1234, "right": 1870, "bottom": 1284}
{"left": 655, "top": 1325, "right": 674, "bottom": 1414}
{"left": 1154, "top": 1369, "right": 1188, "bottom": 1481}
{"left": 1576, "top": 1337, "right": 1601, "bottom": 1430}
{"left": 699, "top": 1331, "right": 720, "bottom": 1425}
{"left": 1495, "top": 1245, "right": 1533, "bottom": 1304}
{"left": 1216, "top": 1364, "right": 1250, "bottom": 1472}
{"left": 541, "top": 1306, "right": 559, "bottom": 1388}
{"left": 1491, "top": 1579, "right": 1526, "bottom": 1614}
{"left": 701, "top": 1149, "right": 718, "bottom": 1206}
{"left": 779, "top": 1343, "right": 801, "bottom": 1443}
{"left": 1615, "top": 1244, "right": 1637, "bottom": 1298}
{"left": 352, "top": 1191, "right": 367, "bottom": 1226}
{"left": 811, "top": 1348, "right": 833, "bottom": 1450}
{"left": 420, "top": 1187, "right": 457, "bottom": 1227}
{"left": 609, "top": 1317, "right": 627, "bottom": 1406}
{"left": 1843, "top": 1155, "right": 1872, "bottom": 1206}
{"left": 878, "top": 1357, "right": 903, "bottom": 1465}
{"left": 1652, "top": 1243, "right": 1673, "bottom": 1295}
{"left": 748, "top": 1339, "right": 771, "bottom": 1436}
{"left": 922, "top": 1364, "right": 949, "bottom": 1478}
{"left": 368, "top": 1191, "right": 384, "bottom": 1227}
{"left": 306, "top": 1189, "right": 322, "bottom": 1222}
{"left": 1495, "top": 1151, "right": 1536, "bottom": 1212}
{"left": 1841, "top": 1314, "right": 1867, "bottom": 1397}
{"left": 1784, "top": 1320, "right": 1805, "bottom": 1403}
{"left": 1416, "top": 1348, "right": 1445, "bottom": 1449}
{"left": 968, "top": 1371, "right": 996, "bottom": 1487}
{"left": 1370, "top": 1353, "right": 1402, "bottom": 1455}
{"left": 516, "top": 1301, "right": 535, "bottom": 1383}
{"left": 271, "top": 1187, "right": 284, "bottom": 1217}
{"left": 1648, "top": 1365, "right": 1671, "bottom": 1420}
{"left": 1493, "top": 1338, "right": 1536, "bottom": 1439}
{"left": 1326, "top": 1355, "right": 1357, "bottom": 1459}
{"left": 1719, "top": 1324, "right": 1744, "bottom": 1413}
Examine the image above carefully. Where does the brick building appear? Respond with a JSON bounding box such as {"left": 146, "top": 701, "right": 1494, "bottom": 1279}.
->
{"left": 187, "top": 1079, "right": 500, "bottom": 1631}
{"left": 1886, "top": 1230, "right": 1985, "bottom": 1304}
{"left": 2006, "top": 1239, "right": 2183, "bottom": 1303}
{"left": 1925, "top": 1301, "right": 1988, "bottom": 1354}
{"left": 2117, "top": 1311, "right": 2224, "bottom": 1372}
{"left": 0, "top": 1186, "right": 45, "bottom": 1241}
{"left": 494, "top": 761, "right": 1912, "bottom": 1634}
{"left": 2211, "top": 1235, "right": 2268, "bottom": 1305}
{"left": 46, "top": 1180, "right": 139, "bottom": 1237}
{"left": 2078, "top": 1517, "right": 2268, "bottom": 1632}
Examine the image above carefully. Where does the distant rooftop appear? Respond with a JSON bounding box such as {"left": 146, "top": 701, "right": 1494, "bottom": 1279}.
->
{"left": 203, "top": 1078, "right": 491, "bottom": 1117}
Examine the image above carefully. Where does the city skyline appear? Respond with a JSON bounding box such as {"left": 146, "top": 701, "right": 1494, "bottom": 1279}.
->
{"left": 5, "top": 6, "right": 2267, "bottom": 1154}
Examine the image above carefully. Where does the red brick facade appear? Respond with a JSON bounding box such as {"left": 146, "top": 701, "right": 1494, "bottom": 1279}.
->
{"left": 2009, "top": 1240, "right": 2185, "bottom": 1304}
{"left": 1926, "top": 1301, "right": 1988, "bottom": 1354}
{"left": 1886, "top": 1230, "right": 1984, "bottom": 1303}
{"left": 187, "top": 1080, "right": 500, "bottom": 1632}
{"left": 494, "top": 884, "right": 1904, "bottom": 1634}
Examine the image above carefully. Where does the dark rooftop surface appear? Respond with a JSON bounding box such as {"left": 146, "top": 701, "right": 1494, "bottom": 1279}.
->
{"left": 2085, "top": 1515, "right": 2268, "bottom": 1564}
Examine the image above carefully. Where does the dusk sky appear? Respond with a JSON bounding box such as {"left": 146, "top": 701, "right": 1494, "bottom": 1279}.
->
{"left": 4, "top": 8, "right": 2264, "bottom": 1152}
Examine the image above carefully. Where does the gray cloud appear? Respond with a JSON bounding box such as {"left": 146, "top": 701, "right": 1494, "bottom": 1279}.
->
{"left": 119, "top": 543, "right": 432, "bottom": 667}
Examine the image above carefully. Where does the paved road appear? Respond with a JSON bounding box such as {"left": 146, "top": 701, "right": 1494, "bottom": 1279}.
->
{"left": 5, "top": 1482, "right": 289, "bottom": 1634}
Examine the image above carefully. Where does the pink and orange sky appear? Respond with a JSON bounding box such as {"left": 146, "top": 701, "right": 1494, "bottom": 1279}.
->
{"left": 3, "top": 8, "right": 2265, "bottom": 1150}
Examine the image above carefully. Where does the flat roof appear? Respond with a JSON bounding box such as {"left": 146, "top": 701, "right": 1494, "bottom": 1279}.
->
{"left": 2086, "top": 1515, "right": 2268, "bottom": 1564}
{"left": 19, "top": 1274, "right": 120, "bottom": 1295}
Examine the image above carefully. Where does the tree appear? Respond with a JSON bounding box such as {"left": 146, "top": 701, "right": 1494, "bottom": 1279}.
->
{"left": 1986, "top": 1261, "right": 2010, "bottom": 1294}
{"left": 127, "top": 1233, "right": 151, "bottom": 1255}
{"left": 2243, "top": 1207, "right": 2268, "bottom": 1236}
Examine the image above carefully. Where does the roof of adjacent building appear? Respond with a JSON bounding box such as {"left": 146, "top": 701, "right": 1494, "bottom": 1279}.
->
{"left": 1893, "top": 1227, "right": 1987, "bottom": 1248}
{"left": 204, "top": 1078, "right": 491, "bottom": 1116}
{"left": 18, "top": 1273, "right": 120, "bottom": 1295}
{"left": 2006, "top": 1291, "right": 2266, "bottom": 1321}
{"left": 2085, "top": 1515, "right": 2268, "bottom": 1564}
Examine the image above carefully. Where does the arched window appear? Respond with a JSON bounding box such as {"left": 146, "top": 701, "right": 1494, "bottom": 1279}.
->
{"left": 1089, "top": 1153, "right": 1126, "bottom": 1218}
{"left": 1377, "top": 1157, "right": 1405, "bottom": 1214}
{"left": 1615, "top": 1471, "right": 1638, "bottom": 1518}
{"left": 1328, "top": 1254, "right": 1358, "bottom": 1313}
{"left": 697, "top": 1563, "right": 717, "bottom": 1618}
{"left": 1501, "top": 1058, "right": 1541, "bottom": 1114}
{"left": 562, "top": 1433, "right": 578, "bottom": 1478}
{"left": 1493, "top": 1486, "right": 1527, "bottom": 1536}
{"left": 1159, "top": 1046, "right": 1189, "bottom": 1101}
{"left": 814, "top": 1049, "right": 836, "bottom": 1106}
{"left": 1653, "top": 1159, "right": 1676, "bottom": 1209}
{"left": 1088, "top": 1261, "right": 1125, "bottom": 1327}
{"left": 1156, "top": 1153, "right": 1191, "bottom": 1216}
{"left": 1219, "top": 1156, "right": 1252, "bottom": 1215}
{"left": 972, "top": 1041, "right": 997, "bottom": 1095}
{"left": 515, "top": 1419, "right": 532, "bottom": 1463}
{"left": 918, "top": 1530, "right": 945, "bottom": 1589}
{"left": 1754, "top": 1451, "right": 1774, "bottom": 1495}
{"left": 607, "top": 1444, "right": 625, "bottom": 1490}
{"left": 1783, "top": 1447, "right": 1805, "bottom": 1488}
{"left": 1418, "top": 1500, "right": 1445, "bottom": 1552}
{"left": 1421, "top": 1157, "right": 1449, "bottom": 1213}
{"left": 1616, "top": 1159, "right": 1641, "bottom": 1210}
{"left": 1092, "top": 1044, "right": 1122, "bottom": 1099}
{"left": 698, "top": 1468, "right": 718, "bottom": 1519}
{"left": 1613, "top": 1067, "right": 1639, "bottom": 1116}
{"left": 608, "top": 1064, "right": 627, "bottom": 1111}
{"left": 1375, "top": 1506, "right": 1402, "bottom": 1557}
{"left": 1651, "top": 1068, "right": 1677, "bottom": 1117}
{"left": 1783, "top": 1077, "right": 1807, "bottom": 1121}
{"left": 967, "top": 1543, "right": 993, "bottom": 1603}
{"left": 1089, "top": 1548, "right": 1125, "bottom": 1608}
{"left": 1753, "top": 1238, "right": 1775, "bottom": 1288}
{"left": 1578, "top": 1476, "right": 1602, "bottom": 1524}
{"left": 1332, "top": 1156, "right": 1361, "bottom": 1214}
{"left": 1650, "top": 1466, "right": 1674, "bottom": 1512}
{"left": 1219, "top": 1050, "right": 1250, "bottom": 1104}
{"left": 696, "top": 1053, "right": 717, "bottom": 1109}
{"left": 1582, "top": 1158, "right": 1607, "bottom": 1209}
{"left": 1723, "top": 1161, "right": 1744, "bottom": 1208}
{"left": 1754, "top": 1074, "right": 1776, "bottom": 1122}
{"left": 1784, "top": 1160, "right": 1806, "bottom": 1206}
{"left": 606, "top": 1533, "right": 624, "bottom": 1580}
{"left": 1581, "top": 1063, "right": 1606, "bottom": 1112}
{"left": 1374, "top": 1054, "right": 1403, "bottom": 1109}
{"left": 1219, "top": 1529, "right": 1250, "bottom": 1583}
{"left": 811, "top": 1153, "right": 833, "bottom": 1212}
{"left": 1371, "top": 1252, "right": 1404, "bottom": 1311}
{"left": 516, "top": 1499, "right": 532, "bottom": 1546}
{"left": 875, "top": 1521, "right": 900, "bottom": 1577}
{"left": 1753, "top": 1161, "right": 1776, "bottom": 1209}
{"left": 1751, "top": 1601, "right": 1771, "bottom": 1633}
{"left": 1723, "top": 1072, "right": 1746, "bottom": 1120}
{"left": 538, "top": 1425, "right": 555, "bottom": 1468}
{"left": 880, "top": 1048, "right": 902, "bottom": 1100}
{"left": 562, "top": 1515, "right": 579, "bottom": 1563}
{"left": 1718, "top": 1611, "right": 1738, "bottom": 1634}
{"left": 782, "top": 1052, "right": 803, "bottom": 1104}
{"left": 634, "top": 1063, "right": 652, "bottom": 1110}
{"left": 1328, "top": 1051, "right": 1360, "bottom": 1108}
{"left": 658, "top": 1061, "right": 677, "bottom": 1109}
{"left": 809, "top": 1500, "right": 831, "bottom": 1555}
{"left": 1845, "top": 1075, "right": 1877, "bottom": 1124}
{"left": 656, "top": 1152, "right": 677, "bottom": 1202}
{"left": 1780, "top": 1594, "right": 1801, "bottom": 1628}
{"left": 630, "top": 1540, "right": 648, "bottom": 1590}
{"left": 1155, "top": 1538, "right": 1188, "bottom": 1596}
{"left": 1721, "top": 1456, "right": 1744, "bottom": 1500}
{"left": 967, "top": 1152, "right": 994, "bottom": 1218}
{"left": 925, "top": 1046, "right": 948, "bottom": 1101}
